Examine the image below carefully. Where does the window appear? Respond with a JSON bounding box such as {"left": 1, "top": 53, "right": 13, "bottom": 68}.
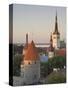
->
{"left": 54, "top": 37, "right": 56, "bottom": 39}
{"left": 58, "top": 36, "right": 59, "bottom": 38}
{"left": 35, "top": 61, "right": 36, "bottom": 64}
{"left": 28, "top": 62, "right": 30, "bottom": 64}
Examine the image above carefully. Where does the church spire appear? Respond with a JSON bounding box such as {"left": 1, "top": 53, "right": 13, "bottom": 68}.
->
{"left": 56, "top": 11, "right": 57, "bottom": 22}
{"left": 53, "top": 11, "right": 60, "bottom": 35}
{"left": 55, "top": 11, "right": 58, "bottom": 32}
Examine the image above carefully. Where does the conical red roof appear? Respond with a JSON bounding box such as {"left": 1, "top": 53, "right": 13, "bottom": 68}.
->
{"left": 24, "top": 40, "right": 39, "bottom": 60}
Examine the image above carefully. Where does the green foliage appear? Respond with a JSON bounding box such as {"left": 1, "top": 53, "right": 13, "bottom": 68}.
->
{"left": 40, "top": 61, "right": 53, "bottom": 78}
{"left": 41, "top": 56, "right": 66, "bottom": 78}
{"left": 13, "top": 54, "right": 22, "bottom": 76}
{"left": 49, "top": 56, "right": 66, "bottom": 69}
{"left": 47, "top": 71, "right": 66, "bottom": 83}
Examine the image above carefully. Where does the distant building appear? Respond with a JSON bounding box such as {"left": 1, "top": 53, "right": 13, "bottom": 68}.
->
{"left": 48, "top": 12, "right": 61, "bottom": 58}
{"left": 40, "top": 54, "right": 48, "bottom": 62}
{"left": 55, "top": 48, "right": 66, "bottom": 57}
{"left": 60, "top": 40, "right": 66, "bottom": 48}
{"left": 51, "top": 12, "right": 60, "bottom": 50}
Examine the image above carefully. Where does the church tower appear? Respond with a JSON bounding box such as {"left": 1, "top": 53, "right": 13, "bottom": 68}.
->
{"left": 52, "top": 12, "right": 60, "bottom": 50}
{"left": 50, "top": 34, "right": 54, "bottom": 51}
{"left": 48, "top": 34, "right": 54, "bottom": 58}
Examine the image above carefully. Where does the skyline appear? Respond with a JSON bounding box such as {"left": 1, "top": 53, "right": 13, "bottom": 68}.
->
{"left": 13, "top": 4, "right": 66, "bottom": 44}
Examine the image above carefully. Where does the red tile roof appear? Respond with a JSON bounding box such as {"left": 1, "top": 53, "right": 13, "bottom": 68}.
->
{"left": 56, "top": 48, "right": 66, "bottom": 56}
{"left": 24, "top": 40, "right": 39, "bottom": 60}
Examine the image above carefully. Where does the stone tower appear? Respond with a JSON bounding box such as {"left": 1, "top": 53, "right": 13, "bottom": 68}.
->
{"left": 21, "top": 40, "right": 40, "bottom": 85}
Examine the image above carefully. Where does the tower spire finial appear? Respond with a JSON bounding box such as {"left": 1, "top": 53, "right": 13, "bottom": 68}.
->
{"left": 56, "top": 10, "right": 57, "bottom": 22}
{"left": 55, "top": 11, "right": 58, "bottom": 32}
{"left": 53, "top": 11, "right": 60, "bottom": 35}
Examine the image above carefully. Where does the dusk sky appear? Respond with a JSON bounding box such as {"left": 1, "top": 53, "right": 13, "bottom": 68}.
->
{"left": 13, "top": 4, "right": 66, "bottom": 44}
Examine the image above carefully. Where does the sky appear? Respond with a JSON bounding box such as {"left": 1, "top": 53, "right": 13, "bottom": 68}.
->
{"left": 13, "top": 4, "right": 66, "bottom": 44}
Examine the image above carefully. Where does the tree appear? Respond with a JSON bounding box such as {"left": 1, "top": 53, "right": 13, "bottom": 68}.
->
{"left": 40, "top": 61, "right": 53, "bottom": 78}
{"left": 13, "top": 54, "right": 22, "bottom": 76}
{"left": 40, "top": 55, "right": 66, "bottom": 78}
{"left": 48, "top": 56, "right": 66, "bottom": 69}
{"left": 47, "top": 72, "right": 66, "bottom": 83}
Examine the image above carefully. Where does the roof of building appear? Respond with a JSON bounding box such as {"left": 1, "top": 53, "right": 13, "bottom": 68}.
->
{"left": 55, "top": 48, "right": 66, "bottom": 56}
{"left": 24, "top": 40, "right": 39, "bottom": 60}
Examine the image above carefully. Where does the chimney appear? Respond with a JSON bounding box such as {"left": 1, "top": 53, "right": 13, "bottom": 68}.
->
{"left": 26, "top": 33, "right": 28, "bottom": 45}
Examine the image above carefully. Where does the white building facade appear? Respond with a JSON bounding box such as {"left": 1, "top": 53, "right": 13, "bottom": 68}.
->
{"left": 52, "top": 33, "right": 60, "bottom": 49}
